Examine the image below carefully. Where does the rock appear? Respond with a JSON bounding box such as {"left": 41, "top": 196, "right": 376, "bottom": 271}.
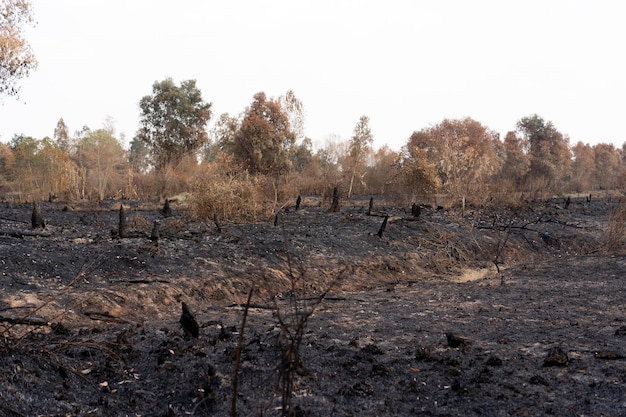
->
{"left": 614, "top": 325, "right": 626, "bottom": 336}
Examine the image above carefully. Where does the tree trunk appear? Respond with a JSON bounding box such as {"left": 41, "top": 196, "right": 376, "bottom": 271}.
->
{"left": 348, "top": 173, "right": 355, "bottom": 199}
{"left": 118, "top": 204, "right": 127, "bottom": 238}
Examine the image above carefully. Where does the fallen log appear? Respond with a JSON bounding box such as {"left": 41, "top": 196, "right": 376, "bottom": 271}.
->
{"left": 0, "top": 315, "right": 49, "bottom": 326}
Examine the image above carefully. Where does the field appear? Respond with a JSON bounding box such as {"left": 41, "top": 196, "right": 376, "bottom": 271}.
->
{"left": 1, "top": 196, "right": 625, "bottom": 416}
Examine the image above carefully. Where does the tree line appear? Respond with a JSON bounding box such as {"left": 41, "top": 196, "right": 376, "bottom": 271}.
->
{"left": 1, "top": 78, "right": 625, "bottom": 215}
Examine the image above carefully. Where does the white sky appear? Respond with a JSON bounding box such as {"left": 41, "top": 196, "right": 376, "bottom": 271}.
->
{"left": 1, "top": 0, "right": 625, "bottom": 150}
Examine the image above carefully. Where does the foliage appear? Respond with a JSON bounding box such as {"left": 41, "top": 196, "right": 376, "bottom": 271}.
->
{"left": 0, "top": 0, "right": 37, "bottom": 97}
{"left": 7, "top": 135, "right": 78, "bottom": 200}
{"left": 136, "top": 78, "right": 212, "bottom": 171}
{"left": 398, "top": 145, "right": 441, "bottom": 195}
{"left": 407, "top": 117, "right": 499, "bottom": 199}
{"left": 128, "top": 136, "right": 151, "bottom": 173}
{"left": 516, "top": 114, "right": 571, "bottom": 196}
{"left": 229, "top": 92, "right": 297, "bottom": 176}
{"left": 53, "top": 118, "right": 70, "bottom": 152}
{"left": 77, "top": 129, "right": 127, "bottom": 200}
{"left": 346, "top": 115, "right": 373, "bottom": 198}
{"left": 497, "top": 131, "right": 530, "bottom": 191}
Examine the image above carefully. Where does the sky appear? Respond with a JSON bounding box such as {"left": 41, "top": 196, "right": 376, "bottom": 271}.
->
{"left": 1, "top": 0, "right": 625, "bottom": 151}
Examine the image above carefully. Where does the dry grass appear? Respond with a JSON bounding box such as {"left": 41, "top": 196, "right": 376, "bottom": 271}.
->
{"left": 601, "top": 197, "right": 626, "bottom": 252}
{"left": 189, "top": 172, "right": 272, "bottom": 222}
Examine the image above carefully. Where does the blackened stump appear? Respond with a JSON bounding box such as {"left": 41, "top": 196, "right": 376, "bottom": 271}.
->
{"left": 180, "top": 302, "right": 199, "bottom": 339}
{"left": 118, "top": 205, "right": 127, "bottom": 238}
{"left": 162, "top": 199, "right": 172, "bottom": 218}
{"left": 328, "top": 186, "right": 340, "bottom": 213}
{"left": 31, "top": 203, "right": 45, "bottom": 230}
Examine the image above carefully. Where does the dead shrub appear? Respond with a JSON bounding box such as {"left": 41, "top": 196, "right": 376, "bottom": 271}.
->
{"left": 189, "top": 171, "right": 271, "bottom": 222}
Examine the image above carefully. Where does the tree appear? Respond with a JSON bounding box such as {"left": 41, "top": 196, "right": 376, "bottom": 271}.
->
{"left": 498, "top": 131, "right": 530, "bottom": 191}
{"left": 570, "top": 141, "right": 595, "bottom": 192}
{"left": 211, "top": 112, "right": 240, "bottom": 155}
{"left": 78, "top": 129, "right": 127, "bottom": 200}
{"left": 365, "top": 145, "right": 399, "bottom": 195}
{"left": 593, "top": 143, "right": 622, "bottom": 190}
{"left": 9, "top": 135, "right": 78, "bottom": 200}
{"left": 346, "top": 115, "right": 373, "bottom": 198}
{"left": 231, "top": 92, "right": 296, "bottom": 176}
{"left": 54, "top": 118, "right": 70, "bottom": 151}
{"left": 315, "top": 135, "right": 345, "bottom": 199}
{"left": 516, "top": 114, "right": 571, "bottom": 195}
{"left": 135, "top": 78, "right": 212, "bottom": 172}
{"left": 291, "top": 136, "right": 313, "bottom": 173}
{"left": 398, "top": 144, "right": 441, "bottom": 196}
{"left": 279, "top": 89, "right": 305, "bottom": 143}
{"left": 0, "top": 141, "right": 14, "bottom": 182}
{"left": 0, "top": 0, "right": 37, "bottom": 97}
{"left": 128, "top": 136, "right": 151, "bottom": 173}
{"left": 407, "top": 118, "right": 500, "bottom": 199}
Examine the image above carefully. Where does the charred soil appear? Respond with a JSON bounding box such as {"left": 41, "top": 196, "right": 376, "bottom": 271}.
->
{"left": 0, "top": 196, "right": 625, "bottom": 416}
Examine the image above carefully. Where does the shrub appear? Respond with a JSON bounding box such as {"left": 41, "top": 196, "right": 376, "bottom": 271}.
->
{"left": 190, "top": 170, "right": 270, "bottom": 222}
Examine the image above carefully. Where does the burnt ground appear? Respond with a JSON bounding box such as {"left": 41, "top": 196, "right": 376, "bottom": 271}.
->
{"left": 0, "top": 196, "right": 625, "bottom": 416}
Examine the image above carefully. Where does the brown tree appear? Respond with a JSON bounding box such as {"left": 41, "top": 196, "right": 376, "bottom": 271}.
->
{"left": 230, "top": 92, "right": 296, "bottom": 176}
{"left": 497, "top": 131, "right": 530, "bottom": 192}
{"left": 593, "top": 143, "right": 622, "bottom": 190}
{"left": 570, "top": 141, "right": 595, "bottom": 192}
{"left": 365, "top": 145, "right": 399, "bottom": 195}
{"left": 78, "top": 129, "right": 128, "bottom": 200}
{"left": 407, "top": 117, "right": 500, "bottom": 199}
{"left": 0, "top": 0, "right": 37, "bottom": 97}
{"left": 346, "top": 115, "right": 373, "bottom": 198}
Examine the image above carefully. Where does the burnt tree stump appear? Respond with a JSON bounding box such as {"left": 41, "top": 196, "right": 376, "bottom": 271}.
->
{"left": 295, "top": 195, "right": 302, "bottom": 211}
{"left": 150, "top": 220, "right": 160, "bottom": 244}
{"left": 180, "top": 302, "right": 199, "bottom": 339}
{"left": 377, "top": 215, "right": 389, "bottom": 238}
{"left": 328, "top": 186, "right": 341, "bottom": 213}
{"left": 411, "top": 203, "right": 421, "bottom": 218}
{"left": 213, "top": 210, "right": 222, "bottom": 233}
{"left": 118, "top": 204, "right": 128, "bottom": 238}
{"left": 368, "top": 197, "right": 374, "bottom": 216}
{"left": 31, "top": 203, "right": 45, "bottom": 230}
{"left": 162, "top": 199, "right": 172, "bottom": 218}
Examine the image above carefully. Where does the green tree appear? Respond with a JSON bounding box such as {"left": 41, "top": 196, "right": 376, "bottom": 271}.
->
{"left": 128, "top": 136, "right": 151, "bottom": 173}
{"left": 0, "top": 0, "right": 37, "bottom": 97}
{"left": 516, "top": 114, "right": 571, "bottom": 195}
{"left": 291, "top": 136, "right": 313, "bottom": 173}
{"left": 135, "top": 78, "right": 212, "bottom": 171}
{"left": 346, "top": 115, "right": 373, "bottom": 198}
